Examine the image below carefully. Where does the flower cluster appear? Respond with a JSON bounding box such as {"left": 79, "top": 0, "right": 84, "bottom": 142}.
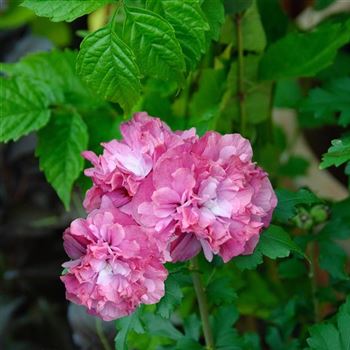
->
{"left": 61, "top": 112, "right": 277, "bottom": 320}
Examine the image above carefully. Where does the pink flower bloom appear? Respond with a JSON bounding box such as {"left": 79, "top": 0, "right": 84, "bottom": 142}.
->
{"left": 61, "top": 197, "right": 167, "bottom": 321}
{"left": 132, "top": 131, "right": 277, "bottom": 263}
{"left": 82, "top": 112, "right": 197, "bottom": 212}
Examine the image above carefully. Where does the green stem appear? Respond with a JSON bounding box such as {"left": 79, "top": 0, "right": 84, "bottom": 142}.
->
{"left": 191, "top": 257, "right": 215, "bottom": 350}
{"left": 307, "top": 240, "right": 321, "bottom": 323}
{"left": 235, "top": 13, "right": 246, "bottom": 135}
{"left": 96, "top": 318, "right": 112, "bottom": 350}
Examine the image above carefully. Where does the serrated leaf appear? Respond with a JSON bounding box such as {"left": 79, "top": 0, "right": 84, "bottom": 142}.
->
{"left": 302, "top": 78, "right": 350, "bottom": 127}
{"left": 0, "top": 77, "right": 51, "bottom": 142}
{"left": 156, "top": 275, "right": 183, "bottom": 319}
{"left": 273, "top": 188, "right": 319, "bottom": 223}
{"left": 142, "top": 313, "right": 183, "bottom": 340}
{"left": 21, "top": 0, "right": 113, "bottom": 22}
{"left": 206, "top": 277, "right": 237, "bottom": 305}
{"left": 201, "top": 0, "right": 225, "bottom": 42}
{"left": 2, "top": 50, "right": 91, "bottom": 106}
{"left": 77, "top": 25, "right": 141, "bottom": 112}
{"left": 123, "top": 6, "right": 185, "bottom": 82}
{"left": 320, "top": 136, "right": 350, "bottom": 169}
{"left": 233, "top": 248, "right": 263, "bottom": 270}
{"left": 36, "top": 110, "right": 88, "bottom": 209}
{"left": 259, "top": 225, "right": 305, "bottom": 259}
{"left": 115, "top": 308, "right": 145, "bottom": 350}
{"left": 307, "top": 297, "right": 350, "bottom": 350}
{"left": 259, "top": 21, "right": 350, "bottom": 80}
{"left": 147, "top": 0, "right": 210, "bottom": 70}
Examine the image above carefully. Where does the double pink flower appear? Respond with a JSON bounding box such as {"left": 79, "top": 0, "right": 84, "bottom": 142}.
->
{"left": 61, "top": 112, "right": 277, "bottom": 320}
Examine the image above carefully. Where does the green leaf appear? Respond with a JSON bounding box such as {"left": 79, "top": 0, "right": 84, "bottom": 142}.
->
{"left": 302, "top": 78, "right": 350, "bottom": 127}
{"left": 77, "top": 25, "right": 141, "bottom": 112}
{"left": 2, "top": 50, "right": 91, "bottom": 105}
{"left": 320, "top": 136, "right": 350, "bottom": 169}
{"left": 36, "top": 110, "right": 88, "bottom": 209}
{"left": 156, "top": 275, "right": 183, "bottom": 319}
{"left": 259, "top": 21, "right": 350, "bottom": 80}
{"left": 0, "top": 77, "right": 51, "bottom": 142}
{"left": 233, "top": 248, "right": 263, "bottom": 270}
{"left": 183, "top": 314, "right": 201, "bottom": 341}
{"left": 307, "top": 296, "right": 350, "bottom": 350}
{"left": 274, "top": 79, "right": 302, "bottom": 108}
{"left": 123, "top": 6, "right": 185, "bottom": 82}
{"left": 206, "top": 277, "right": 237, "bottom": 305}
{"left": 201, "top": 0, "right": 225, "bottom": 42}
{"left": 142, "top": 313, "right": 183, "bottom": 340}
{"left": 319, "top": 240, "right": 349, "bottom": 280}
{"left": 223, "top": 0, "right": 253, "bottom": 14}
{"left": 278, "top": 258, "right": 307, "bottom": 279}
{"left": 259, "top": 225, "right": 305, "bottom": 259}
{"left": 273, "top": 188, "right": 319, "bottom": 223}
{"left": 115, "top": 308, "right": 145, "bottom": 350}
{"left": 147, "top": 0, "right": 210, "bottom": 70}
{"left": 212, "top": 305, "right": 241, "bottom": 350}
{"left": 21, "top": 0, "right": 113, "bottom": 22}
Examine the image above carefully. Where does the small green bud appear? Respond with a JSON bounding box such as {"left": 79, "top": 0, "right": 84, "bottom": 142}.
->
{"left": 310, "top": 204, "right": 329, "bottom": 223}
{"left": 292, "top": 207, "right": 314, "bottom": 230}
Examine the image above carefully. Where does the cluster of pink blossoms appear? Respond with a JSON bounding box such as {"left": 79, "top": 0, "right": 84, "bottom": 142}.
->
{"left": 61, "top": 112, "right": 277, "bottom": 321}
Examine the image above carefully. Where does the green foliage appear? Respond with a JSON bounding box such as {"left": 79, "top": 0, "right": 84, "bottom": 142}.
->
{"left": 302, "top": 77, "right": 350, "bottom": 127}
{"left": 77, "top": 25, "right": 142, "bottom": 112}
{"left": 259, "top": 21, "right": 350, "bottom": 80}
{"left": 36, "top": 110, "right": 88, "bottom": 209}
{"left": 320, "top": 136, "right": 350, "bottom": 169}
{"left": 273, "top": 189, "right": 319, "bottom": 223}
{"left": 147, "top": 0, "right": 210, "bottom": 71}
{"left": 201, "top": 0, "right": 225, "bottom": 42}
{"left": 307, "top": 297, "right": 350, "bottom": 350}
{"left": 0, "top": 77, "right": 51, "bottom": 142}
{"left": 21, "top": 0, "right": 113, "bottom": 22}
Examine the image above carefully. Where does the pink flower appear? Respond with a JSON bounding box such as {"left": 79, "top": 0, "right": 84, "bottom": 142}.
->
{"left": 82, "top": 112, "right": 197, "bottom": 212}
{"left": 132, "top": 131, "right": 277, "bottom": 263}
{"left": 61, "top": 197, "right": 167, "bottom": 321}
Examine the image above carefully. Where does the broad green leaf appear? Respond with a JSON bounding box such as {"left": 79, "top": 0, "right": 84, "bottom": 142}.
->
{"left": 259, "top": 225, "right": 305, "bottom": 259}
{"left": 2, "top": 50, "right": 91, "bottom": 105}
{"left": 259, "top": 21, "right": 350, "bottom": 80}
{"left": 307, "top": 297, "right": 350, "bottom": 350}
{"left": 201, "top": 0, "right": 225, "bottom": 42}
{"left": 156, "top": 275, "right": 183, "bottom": 319}
{"left": 0, "top": 77, "right": 51, "bottom": 142}
{"left": 123, "top": 6, "right": 185, "bottom": 82}
{"left": 21, "top": 0, "right": 113, "bottom": 22}
{"left": 147, "top": 0, "right": 210, "bottom": 70}
{"left": 115, "top": 308, "right": 145, "bottom": 350}
{"left": 77, "top": 25, "right": 141, "bottom": 112}
{"left": 36, "top": 110, "right": 88, "bottom": 209}
{"left": 302, "top": 78, "right": 350, "bottom": 127}
{"left": 273, "top": 188, "right": 319, "bottom": 223}
{"left": 274, "top": 79, "right": 302, "bottom": 108}
{"left": 233, "top": 248, "right": 263, "bottom": 270}
{"left": 319, "top": 240, "right": 349, "bottom": 280}
{"left": 206, "top": 277, "right": 237, "bottom": 305}
{"left": 143, "top": 313, "right": 183, "bottom": 340}
{"left": 320, "top": 136, "right": 350, "bottom": 169}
